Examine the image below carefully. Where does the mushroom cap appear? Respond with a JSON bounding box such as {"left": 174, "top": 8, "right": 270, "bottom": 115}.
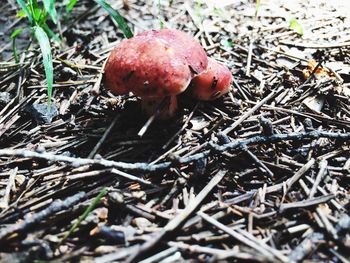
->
{"left": 189, "top": 58, "right": 232, "bottom": 101}
{"left": 138, "top": 29, "right": 208, "bottom": 75}
{"left": 104, "top": 29, "right": 208, "bottom": 98}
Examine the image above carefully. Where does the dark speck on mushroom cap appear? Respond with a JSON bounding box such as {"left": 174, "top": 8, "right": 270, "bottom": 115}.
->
{"left": 189, "top": 57, "right": 232, "bottom": 101}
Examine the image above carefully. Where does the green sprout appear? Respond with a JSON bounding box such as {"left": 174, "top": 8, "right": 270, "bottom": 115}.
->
{"left": 67, "top": 0, "right": 134, "bottom": 39}
{"left": 255, "top": 0, "right": 261, "bottom": 16}
{"left": 289, "top": 17, "right": 304, "bottom": 36}
{"left": 93, "top": 0, "right": 133, "bottom": 38}
{"left": 13, "top": 0, "right": 133, "bottom": 108}
{"left": 66, "top": 0, "right": 78, "bottom": 13}
{"left": 13, "top": 0, "right": 60, "bottom": 108}
{"left": 157, "top": 0, "right": 164, "bottom": 29}
{"left": 195, "top": 0, "right": 202, "bottom": 19}
{"left": 60, "top": 188, "right": 107, "bottom": 244}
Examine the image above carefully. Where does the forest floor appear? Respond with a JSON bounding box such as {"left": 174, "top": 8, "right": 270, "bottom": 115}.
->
{"left": 0, "top": 0, "right": 350, "bottom": 262}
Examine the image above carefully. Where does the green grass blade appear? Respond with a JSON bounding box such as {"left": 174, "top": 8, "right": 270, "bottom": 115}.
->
{"left": 157, "top": 0, "right": 164, "bottom": 29}
{"left": 29, "top": 0, "right": 42, "bottom": 23}
{"left": 16, "top": 0, "right": 33, "bottom": 24}
{"left": 93, "top": 0, "right": 133, "bottom": 38}
{"left": 60, "top": 188, "right": 107, "bottom": 243}
{"left": 16, "top": 9, "right": 27, "bottom": 18}
{"left": 255, "top": 0, "right": 261, "bottom": 15}
{"left": 43, "top": 0, "right": 58, "bottom": 24}
{"left": 42, "top": 23, "right": 60, "bottom": 42}
{"left": 33, "top": 26, "right": 53, "bottom": 107}
{"left": 289, "top": 18, "right": 304, "bottom": 36}
{"left": 11, "top": 28, "right": 25, "bottom": 63}
{"left": 195, "top": 0, "right": 202, "bottom": 18}
{"left": 10, "top": 28, "right": 25, "bottom": 39}
{"left": 66, "top": 0, "right": 78, "bottom": 13}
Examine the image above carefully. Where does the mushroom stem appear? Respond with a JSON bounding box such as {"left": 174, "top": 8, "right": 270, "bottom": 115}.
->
{"left": 138, "top": 96, "right": 177, "bottom": 137}
{"left": 141, "top": 96, "right": 178, "bottom": 120}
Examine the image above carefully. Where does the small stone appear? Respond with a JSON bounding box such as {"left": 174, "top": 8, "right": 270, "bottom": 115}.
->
{"left": 108, "top": 191, "right": 124, "bottom": 204}
{"left": 337, "top": 214, "right": 350, "bottom": 230}
{"left": 0, "top": 92, "right": 11, "bottom": 109}
{"left": 190, "top": 116, "right": 208, "bottom": 131}
{"left": 25, "top": 103, "right": 58, "bottom": 124}
{"left": 61, "top": 151, "right": 76, "bottom": 158}
{"left": 133, "top": 217, "right": 152, "bottom": 230}
{"left": 35, "top": 145, "right": 46, "bottom": 153}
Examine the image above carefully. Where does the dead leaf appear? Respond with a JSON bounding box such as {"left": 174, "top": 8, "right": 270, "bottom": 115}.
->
{"left": 302, "top": 95, "right": 325, "bottom": 113}
{"left": 303, "top": 59, "right": 336, "bottom": 80}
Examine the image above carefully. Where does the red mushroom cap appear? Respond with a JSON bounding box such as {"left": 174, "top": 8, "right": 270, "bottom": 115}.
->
{"left": 138, "top": 29, "right": 208, "bottom": 76}
{"left": 104, "top": 29, "right": 208, "bottom": 99}
{"left": 189, "top": 58, "right": 232, "bottom": 101}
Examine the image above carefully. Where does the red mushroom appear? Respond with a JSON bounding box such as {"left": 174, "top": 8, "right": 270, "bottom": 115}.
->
{"left": 188, "top": 57, "right": 232, "bottom": 101}
{"left": 104, "top": 29, "right": 208, "bottom": 119}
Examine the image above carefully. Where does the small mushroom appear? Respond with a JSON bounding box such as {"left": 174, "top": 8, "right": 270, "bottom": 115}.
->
{"left": 104, "top": 29, "right": 208, "bottom": 119}
{"left": 188, "top": 58, "right": 232, "bottom": 101}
